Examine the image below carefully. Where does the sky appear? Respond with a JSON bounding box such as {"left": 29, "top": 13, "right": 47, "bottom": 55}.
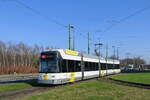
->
{"left": 0, "top": 0, "right": 150, "bottom": 63}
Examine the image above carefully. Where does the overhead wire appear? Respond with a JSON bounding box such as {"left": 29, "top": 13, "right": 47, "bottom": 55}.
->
{"left": 3, "top": 0, "right": 150, "bottom": 53}
{"left": 2, "top": 0, "right": 100, "bottom": 47}
{"left": 13, "top": 0, "right": 96, "bottom": 46}
{"left": 98, "top": 5, "right": 150, "bottom": 33}
{"left": 14, "top": 0, "right": 66, "bottom": 28}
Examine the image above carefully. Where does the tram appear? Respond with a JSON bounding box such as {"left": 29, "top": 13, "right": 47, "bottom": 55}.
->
{"left": 38, "top": 49, "right": 120, "bottom": 84}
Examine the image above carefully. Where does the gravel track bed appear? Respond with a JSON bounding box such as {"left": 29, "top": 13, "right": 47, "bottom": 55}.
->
{"left": 108, "top": 77, "right": 150, "bottom": 89}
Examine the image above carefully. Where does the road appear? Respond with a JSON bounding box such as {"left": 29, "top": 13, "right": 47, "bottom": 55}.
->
{"left": 0, "top": 74, "right": 37, "bottom": 84}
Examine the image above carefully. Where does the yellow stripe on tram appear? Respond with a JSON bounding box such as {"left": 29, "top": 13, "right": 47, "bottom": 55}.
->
{"left": 69, "top": 72, "right": 75, "bottom": 82}
{"left": 43, "top": 74, "right": 48, "bottom": 80}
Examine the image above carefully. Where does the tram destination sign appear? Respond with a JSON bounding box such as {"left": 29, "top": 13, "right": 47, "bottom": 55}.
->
{"left": 65, "top": 49, "right": 79, "bottom": 56}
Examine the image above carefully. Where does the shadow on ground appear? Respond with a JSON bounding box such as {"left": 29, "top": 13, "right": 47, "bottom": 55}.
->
{"left": 121, "top": 70, "right": 150, "bottom": 73}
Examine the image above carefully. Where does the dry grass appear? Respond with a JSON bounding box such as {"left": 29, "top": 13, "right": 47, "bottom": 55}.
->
{"left": 0, "top": 66, "right": 38, "bottom": 74}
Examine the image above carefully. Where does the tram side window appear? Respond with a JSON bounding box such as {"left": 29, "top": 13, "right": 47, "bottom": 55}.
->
{"left": 89, "top": 62, "right": 93, "bottom": 71}
{"left": 62, "top": 60, "right": 67, "bottom": 72}
{"left": 93, "top": 63, "right": 96, "bottom": 71}
{"left": 118, "top": 64, "right": 120, "bottom": 69}
{"left": 96, "top": 63, "right": 99, "bottom": 70}
{"left": 115, "top": 64, "right": 120, "bottom": 69}
{"left": 68, "top": 60, "right": 75, "bottom": 72}
{"left": 93, "top": 63, "right": 95, "bottom": 70}
{"left": 112, "top": 64, "right": 116, "bottom": 69}
{"left": 91, "top": 62, "right": 93, "bottom": 71}
{"left": 75, "top": 61, "right": 81, "bottom": 72}
{"left": 112, "top": 64, "right": 115, "bottom": 69}
{"left": 87, "top": 62, "right": 96, "bottom": 71}
{"left": 112, "top": 64, "right": 119, "bottom": 69}
{"left": 107, "top": 64, "right": 110, "bottom": 69}
{"left": 92, "top": 63, "right": 95, "bottom": 71}
{"left": 85, "top": 62, "right": 89, "bottom": 71}
{"left": 108, "top": 64, "right": 113, "bottom": 69}
{"left": 101, "top": 63, "right": 106, "bottom": 70}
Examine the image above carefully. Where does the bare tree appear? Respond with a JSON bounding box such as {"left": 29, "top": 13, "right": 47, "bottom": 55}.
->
{"left": 0, "top": 41, "right": 43, "bottom": 74}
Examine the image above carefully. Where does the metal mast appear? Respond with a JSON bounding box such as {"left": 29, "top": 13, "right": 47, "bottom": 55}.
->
{"left": 88, "top": 32, "right": 90, "bottom": 54}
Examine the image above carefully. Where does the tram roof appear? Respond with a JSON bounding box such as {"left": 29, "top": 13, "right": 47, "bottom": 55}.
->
{"left": 43, "top": 49, "right": 119, "bottom": 64}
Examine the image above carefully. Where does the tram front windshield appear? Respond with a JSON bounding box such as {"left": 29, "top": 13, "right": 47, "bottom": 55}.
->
{"left": 40, "top": 52, "right": 59, "bottom": 73}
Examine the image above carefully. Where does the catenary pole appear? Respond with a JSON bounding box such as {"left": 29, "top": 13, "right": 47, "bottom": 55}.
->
{"left": 88, "top": 32, "right": 90, "bottom": 54}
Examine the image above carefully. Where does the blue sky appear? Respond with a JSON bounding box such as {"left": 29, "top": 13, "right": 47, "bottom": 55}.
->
{"left": 0, "top": 0, "right": 150, "bottom": 63}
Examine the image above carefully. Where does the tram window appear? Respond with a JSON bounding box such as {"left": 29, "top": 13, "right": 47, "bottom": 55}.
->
{"left": 59, "top": 59, "right": 62, "bottom": 72}
{"left": 115, "top": 64, "right": 120, "bottom": 69}
{"left": 75, "top": 61, "right": 81, "bottom": 72}
{"left": 90, "top": 62, "right": 94, "bottom": 71}
{"left": 96, "top": 63, "right": 99, "bottom": 70}
{"left": 108, "top": 64, "right": 113, "bottom": 69}
{"left": 107, "top": 64, "right": 111, "bottom": 69}
{"left": 95, "top": 63, "right": 97, "bottom": 70}
{"left": 93, "top": 63, "right": 96, "bottom": 71}
{"left": 113, "top": 64, "right": 116, "bottom": 69}
{"left": 94, "top": 63, "right": 96, "bottom": 70}
{"left": 85, "top": 62, "right": 88, "bottom": 71}
{"left": 62, "top": 60, "right": 67, "bottom": 72}
{"left": 68, "top": 60, "right": 75, "bottom": 72}
{"left": 113, "top": 64, "right": 120, "bottom": 69}
{"left": 101, "top": 63, "right": 106, "bottom": 70}
{"left": 118, "top": 64, "right": 120, "bottom": 69}
{"left": 101, "top": 63, "right": 103, "bottom": 70}
{"left": 107, "top": 64, "right": 110, "bottom": 69}
{"left": 85, "top": 62, "right": 94, "bottom": 71}
{"left": 113, "top": 64, "right": 117, "bottom": 69}
{"left": 89, "top": 62, "right": 93, "bottom": 71}
{"left": 74, "top": 61, "right": 76, "bottom": 72}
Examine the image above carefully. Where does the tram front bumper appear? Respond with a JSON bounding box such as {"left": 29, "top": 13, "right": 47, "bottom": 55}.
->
{"left": 38, "top": 79, "right": 62, "bottom": 84}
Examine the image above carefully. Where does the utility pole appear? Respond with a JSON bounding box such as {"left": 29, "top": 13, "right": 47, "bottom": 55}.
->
{"left": 116, "top": 47, "right": 119, "bottom": 60}
{"left": 68, "top": 24, "right": 71, "bottom": 50}
{"left": 73, "top": 30, "right": 75, "bottom": 50}
{"left": 95, "top": 41, "right": 103, "bottom": 78}
{"left": 68, "top": 24, "right": 74, "bottom": 50}
{"left": 126, "top": 52, "right": 130, "bottom": 67}
{"left": 81, "top": 53, "right": 84, "bottom": 80}
{"left": 112, "top": 46, "right": 115, "bottom": 68}
{"left": 88, "top": 32, "right": 90, "bottom": 54}
{"left": 106, "top": 44, "right": 108, "bottom": 75}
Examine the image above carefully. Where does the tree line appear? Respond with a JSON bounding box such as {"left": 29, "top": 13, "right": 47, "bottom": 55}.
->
{"left": 120, "top": 57, "right": 146, "bottom": 68}
{"left": 0, "top": 41, "right": 45, "bottom": 74}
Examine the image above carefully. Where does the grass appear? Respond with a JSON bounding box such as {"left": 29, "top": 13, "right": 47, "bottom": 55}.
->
{"left": 22, "top": 80, "right": 150, "bottom": 100}
{"left": 0, "top": 80, "right": 37, "bottom": 93}
{"left": 111, "top": 73, "right": 150, "bottom": 84}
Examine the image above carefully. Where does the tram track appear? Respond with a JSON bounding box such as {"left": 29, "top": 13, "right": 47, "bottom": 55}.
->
{"left": 1, "top": 75, "right": 149, "bottom": 100}
{"left": 0, "top": 84, "right": 63, "bottom": 100}
{"left": 107, "top": 77, "right": 150, "bottom": 89}
{"left": 0, "top": 78, "right": 97, "bottom": 100}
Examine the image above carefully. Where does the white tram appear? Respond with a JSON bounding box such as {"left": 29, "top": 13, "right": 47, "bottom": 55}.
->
{"left": 38, "top": 49, "right": 120, "bottom": 84}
